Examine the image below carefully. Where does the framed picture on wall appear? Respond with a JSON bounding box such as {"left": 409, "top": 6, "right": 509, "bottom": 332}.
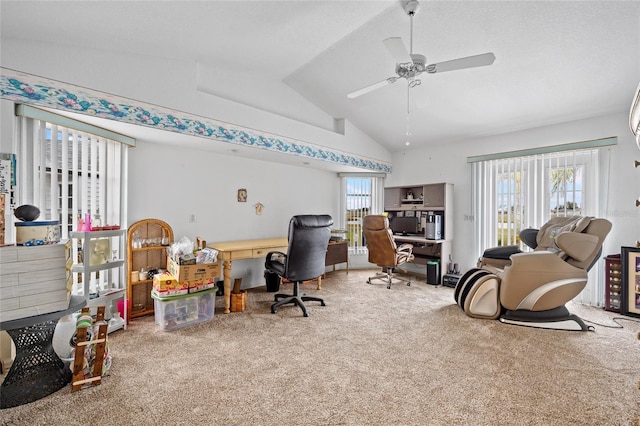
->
{"left": 620, "top": 246, "right": 640, "bottom": 318}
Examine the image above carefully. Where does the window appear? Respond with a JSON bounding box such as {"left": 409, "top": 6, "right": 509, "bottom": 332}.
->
{"left": 471, "top": 148, "right": 603, "bottom": 251}
{"left": 469, "top": 138, "right": 615, "bottom": 306}
{"left": 14, "top": 105, "right": 132, "bottom": 239}
{"left": 13, "top": 105, "right": 132, "bottom": 294}
{"left": 339, "top": 174, "right": 385, "bottom": 253}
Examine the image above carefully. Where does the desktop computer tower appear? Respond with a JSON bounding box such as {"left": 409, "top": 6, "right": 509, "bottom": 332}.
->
{"left": 425, "top": 214, "right": 442, "bottom": 240}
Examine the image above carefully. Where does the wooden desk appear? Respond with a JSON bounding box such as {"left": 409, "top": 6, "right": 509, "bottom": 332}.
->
{"left": 209, "top": 237, "right": 288, "bottom": 314}
{"left": 392, "top": 235, "right": 451, "bottom": 283}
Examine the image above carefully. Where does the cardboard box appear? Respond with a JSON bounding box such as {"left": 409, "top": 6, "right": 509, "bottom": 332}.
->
{"left": 153, "top": 272, "right": 188, "bottom": 297}
{"left": 167, "top": 257, "right": 220, "bottom": 293}
{"left": 151, "top": 287, "right": 216, "bottom": 331}
{"left": 0, "top": 241, "right": 71, "bottom": 321}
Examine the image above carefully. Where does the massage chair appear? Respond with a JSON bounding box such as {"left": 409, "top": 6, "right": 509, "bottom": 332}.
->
{"left": 454, "top": 216, "right": 612, "bottom": 331}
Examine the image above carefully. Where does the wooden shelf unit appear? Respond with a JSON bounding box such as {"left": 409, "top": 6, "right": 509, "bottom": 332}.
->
{"left": 126, "top": 219, "right": 173, "bottom": 319}
{"left": 604, "top": 254, "right": 622, "bottom": 312}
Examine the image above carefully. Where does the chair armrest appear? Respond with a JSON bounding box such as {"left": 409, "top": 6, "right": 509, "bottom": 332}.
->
{"left": 267, "top": 251, "right": 287, "bottom": 259}
{"left": 264, "top": 251, "right": 287, "bottom": 265}
{"left": 555, "top": 232, "right": 599, "bottom": 262}
{"left": 397, "top": 243, "right": 413, "bottom": 254}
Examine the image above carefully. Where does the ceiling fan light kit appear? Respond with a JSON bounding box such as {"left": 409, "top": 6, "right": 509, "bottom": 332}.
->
{"left": 346, "top": 0, "right": 496, "bottom": 100}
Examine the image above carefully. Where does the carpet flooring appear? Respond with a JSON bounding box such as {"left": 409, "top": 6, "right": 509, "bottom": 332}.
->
{"left": 1, "top": 269, "right": 639, "bottom": 425}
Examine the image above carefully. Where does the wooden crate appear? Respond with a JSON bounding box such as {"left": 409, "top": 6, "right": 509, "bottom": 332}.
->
{"left": 230, "top": 291, "right": 247, "bottom": 312}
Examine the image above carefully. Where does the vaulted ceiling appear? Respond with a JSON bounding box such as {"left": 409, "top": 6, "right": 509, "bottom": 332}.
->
{"left": 2, "top": 1, "right": 639, "bottom": 154}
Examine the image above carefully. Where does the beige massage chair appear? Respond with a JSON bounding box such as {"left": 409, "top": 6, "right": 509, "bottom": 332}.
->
{"left": 455, "top": 216, "right": 612, "bottom": 331}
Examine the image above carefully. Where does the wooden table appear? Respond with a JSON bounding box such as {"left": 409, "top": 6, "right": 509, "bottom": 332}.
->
{"left": 209, "top": 237, "right": 288, "bottom": 314}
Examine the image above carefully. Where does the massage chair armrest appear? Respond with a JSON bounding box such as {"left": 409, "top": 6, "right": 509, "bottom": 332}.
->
{"left": 554, "top": 232, "right": 599, "bottom": 262}
{"left": 478, "top": 245, "right": 521, "bottom": 271}
{"left": 500, "top": 251, "right": 587, "bottom": 311}
{"left": 481, "top": 245, "right": 521, "bottom": 260}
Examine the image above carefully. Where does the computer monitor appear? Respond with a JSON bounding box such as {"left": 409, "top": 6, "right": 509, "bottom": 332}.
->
{"left": 390, "top": 216, "right": 419, "bottom": 235}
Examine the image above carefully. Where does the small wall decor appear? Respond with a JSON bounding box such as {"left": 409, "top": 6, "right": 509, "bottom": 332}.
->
{"left": 237, "top": 189, "right": 247, "bottom": 202}
{"left": 254, "top": 202, "right": 264, "bottom": 215}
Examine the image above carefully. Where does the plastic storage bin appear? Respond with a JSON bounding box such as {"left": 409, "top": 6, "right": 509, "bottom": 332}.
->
{"left": 151, "top": 287, "right": 216, "bottom": 331}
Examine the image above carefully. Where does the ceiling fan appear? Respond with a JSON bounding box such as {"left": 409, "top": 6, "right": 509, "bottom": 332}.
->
{"left": 347, "top": 0, "right": 496, "bottom": 100}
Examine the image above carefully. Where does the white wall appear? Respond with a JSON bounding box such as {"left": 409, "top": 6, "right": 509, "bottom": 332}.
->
{"left": 390, "top": 112, "right": 640, "bottom": 271}
{"left": 127, "top": 139, "right": 340, "bottom": 288}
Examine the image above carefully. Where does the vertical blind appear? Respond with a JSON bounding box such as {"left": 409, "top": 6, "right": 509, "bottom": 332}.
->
{"left": 15, "top": 117, "right": 127, "bottom": 235}
{"left": 14, "top": 106, "right": 131, "bottom": 295}
{"left": 470, "top": 140, "right": 613, "bottom": 306}
{"left": 340, "top": 174, "right": 385, "bottom": 253}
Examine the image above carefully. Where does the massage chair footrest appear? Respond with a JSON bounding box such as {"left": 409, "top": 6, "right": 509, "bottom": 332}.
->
{"left": 454, "top": 268, "right": 502, "bottom": 320}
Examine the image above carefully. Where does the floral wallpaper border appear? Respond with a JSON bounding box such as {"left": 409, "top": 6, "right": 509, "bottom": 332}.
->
{"left": 0, "top": 67, "right": 391, "bottom": 173}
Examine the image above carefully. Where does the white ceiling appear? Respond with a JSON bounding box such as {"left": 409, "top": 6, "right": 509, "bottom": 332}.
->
{"left": 2, "top": 0, "right": 640, "bottom": 155}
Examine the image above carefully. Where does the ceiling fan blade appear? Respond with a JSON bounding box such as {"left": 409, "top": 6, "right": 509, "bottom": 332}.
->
{"left": 383, "top": 37, "right": 413, "bottom": 64}
{"left": 427, "top": 52, "right": 496, "bottom": 74}
{"left": 347, "top": 77, "right": 398, "bottom": 99}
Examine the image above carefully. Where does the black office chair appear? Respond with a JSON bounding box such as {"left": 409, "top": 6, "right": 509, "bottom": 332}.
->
{"left": 264, "top": 214, "right": 333, "bottom": 317}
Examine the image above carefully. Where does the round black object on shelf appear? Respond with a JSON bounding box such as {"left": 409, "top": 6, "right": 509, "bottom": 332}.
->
{"left": 14, "top": 204, "right": 40, "bottom": 222}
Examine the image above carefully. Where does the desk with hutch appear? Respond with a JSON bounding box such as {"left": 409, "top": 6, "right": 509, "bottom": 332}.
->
{"left": 384, "top": 182, "right": 453, "bottom": 283}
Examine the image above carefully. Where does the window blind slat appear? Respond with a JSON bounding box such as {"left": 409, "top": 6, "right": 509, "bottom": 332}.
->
{"left": 60, "top": 128, "right": 69, "bottom": 232}
{"left": 37, "top": 120, "right": 46, "bottom": 213}
{"left": 71, "top": 131, "right": 79, "bottom": 224}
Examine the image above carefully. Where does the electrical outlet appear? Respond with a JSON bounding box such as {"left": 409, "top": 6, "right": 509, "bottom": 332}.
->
{"left": 189, "top": 214, "right": 196, "bottom": 223}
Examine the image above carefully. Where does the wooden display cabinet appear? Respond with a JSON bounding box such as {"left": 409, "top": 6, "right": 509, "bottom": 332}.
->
{"left": 604, "top": 254, "right": 621, "bottom": 312}
{"left": 126, "top": 219, "right": 173, "bottom": 319}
